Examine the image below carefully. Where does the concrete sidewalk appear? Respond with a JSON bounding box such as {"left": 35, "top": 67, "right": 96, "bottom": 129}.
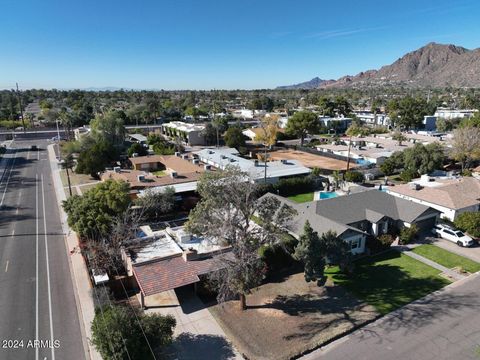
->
{"left": 47, "top": 144, "right": 101, "bottom": 360}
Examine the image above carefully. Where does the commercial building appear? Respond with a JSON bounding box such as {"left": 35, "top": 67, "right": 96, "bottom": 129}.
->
{"left": 160, "top": 121, "right": 206, "bottom": 146}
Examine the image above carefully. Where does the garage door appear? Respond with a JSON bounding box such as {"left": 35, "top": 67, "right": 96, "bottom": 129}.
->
{"left": 413, "top": 216, "right": 437, "bottom": 234}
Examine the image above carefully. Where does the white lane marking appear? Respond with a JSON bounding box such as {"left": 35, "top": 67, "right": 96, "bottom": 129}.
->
{"left": 27, "top": 150, "right": 30, "bottom": 160}
{"left": 41, "top": 174, "right": 55, "bottom": 360}
{"left": 4, "top": 260, "right": 8, "bottom": 272}
{"left": 35, "top": 173, "right": 39, "bottom": 360}
{"left": 0, "top": 151, "right": 18, "bottom": 207}
{"left": 37, "top": 149, "right": 40, "bottom": 161}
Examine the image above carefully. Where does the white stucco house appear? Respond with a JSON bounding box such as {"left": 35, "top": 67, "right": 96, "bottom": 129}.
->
{"left": 386, "top": 176, "right": 480, "bottom": 221}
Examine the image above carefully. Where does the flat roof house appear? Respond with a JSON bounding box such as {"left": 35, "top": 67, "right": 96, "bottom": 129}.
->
{"left": 121, "top": 224, "right": 232, "bottom": 308}
{"left": 195, "top": 147, "right": 311, "bottom": 183}
{"left": 262, "top": 190, "right": 440, "bottom": 254}
{"left": 160, "top": 121, "right": 206, "bottom": 146}
{"left": 387, "top": 176, "right": 480, "bottom": 221}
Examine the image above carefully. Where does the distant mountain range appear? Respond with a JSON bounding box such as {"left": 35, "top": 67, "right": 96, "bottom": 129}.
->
{"left": 277, "top": 42, "right": 480, "bottom": 89}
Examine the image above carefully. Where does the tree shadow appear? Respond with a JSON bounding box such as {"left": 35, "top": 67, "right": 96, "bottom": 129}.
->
{"left": 161, "top": 332, "right": 237, "bottom": 360}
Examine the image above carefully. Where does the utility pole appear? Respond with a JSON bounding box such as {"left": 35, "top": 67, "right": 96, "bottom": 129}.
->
{"left": 16, "top": 83, "right": 26, "bottom": 134}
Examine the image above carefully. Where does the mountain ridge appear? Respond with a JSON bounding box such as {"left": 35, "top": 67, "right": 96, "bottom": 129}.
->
{"left": 277, "top": 42, "right": 480, "bottom": 89}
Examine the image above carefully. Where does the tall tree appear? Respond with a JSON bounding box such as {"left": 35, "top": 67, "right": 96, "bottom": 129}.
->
{"left": 285, "top": 111, "right": 319, "bottom": 146}
{"left": 90, "top": 110, "right": 126, "bottom": 147}
{"left": 256, "top": 115, "right": 279, "bottom": 183}
{"left": 294, "top": 222, "right": 351, "bottom": 284}
{"left": 224, "top": 126, "right": 246, "bottom": 150}
{"left": 185, "top": 168, "right": 296, "bottom": 310}
{"left": 451, "top": 126, "right": 480, "bottom": 171}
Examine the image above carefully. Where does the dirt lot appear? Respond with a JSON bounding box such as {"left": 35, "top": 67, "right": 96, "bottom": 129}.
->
{"left": 269, "top": 149, "right": 356, "bottom": 171}
{"left": 209, "top": 271, "right": 378, "bottom": 360}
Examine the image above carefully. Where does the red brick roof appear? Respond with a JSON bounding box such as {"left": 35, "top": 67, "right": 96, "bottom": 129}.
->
{"left": 133, "top": 254, "right": 230, "bottom": 296}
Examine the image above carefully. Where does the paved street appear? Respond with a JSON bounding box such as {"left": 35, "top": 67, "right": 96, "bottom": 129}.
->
{"left": 304, "top": 273, "right": 480, "bottom": 360}
{"left": 0, "top": 140, "right": 86, "bottom": 360}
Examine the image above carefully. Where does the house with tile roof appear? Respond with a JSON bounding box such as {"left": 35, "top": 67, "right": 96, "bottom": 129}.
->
{"left": 386, "top": 176, "right": 480, "bottom": 221}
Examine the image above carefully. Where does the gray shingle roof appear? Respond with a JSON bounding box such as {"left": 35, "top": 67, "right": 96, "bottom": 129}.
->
{"left": 261, "top": 190, "right": 438, "bottom": 239}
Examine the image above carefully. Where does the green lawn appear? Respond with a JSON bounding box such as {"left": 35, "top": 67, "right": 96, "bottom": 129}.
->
{"left": 287, "top": 192, "right": 314, "bottom": 203}
{"left": 412, "top": 244, "right": 480, "bottom": 273}
{"left": 325, "top": 250, "right": 451, "bottom": 314}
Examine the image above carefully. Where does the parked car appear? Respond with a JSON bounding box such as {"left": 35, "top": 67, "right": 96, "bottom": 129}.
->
{"left": 432, "top": 224, "right": 475, "bottom": 247}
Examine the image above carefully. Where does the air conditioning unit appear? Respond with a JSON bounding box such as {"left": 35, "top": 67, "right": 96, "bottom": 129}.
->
{"left": 181, "top": 154, "right": 188, "bottom": 160}
{"left": 113, "top": 166, "right": 121, "bottom": 173}
{"left": 409, "top": 183, "right": 422, "bottom": 190}
{"left": 280, "top": 159, "right": 288, "bottom": 164}
{"left": 132, "top": 152, "right": 139, "bottom": 157}
{"left": 192, "top": 159, "right": 199, "bottom": 165}
{"left": 208, "top": 150, "right": 214, "bottom": 155}
{"left": 137, "top": 175, "right": 145, "bottom": 182}
{"left": 220, "top": 155, "right": 227, "bottom": 159}
{"left": 170, "top": 171, "right": 178, "bottom": 178}
{"left": 254, "top": 160, "right": 259, "bottom": 166}
{"left": 175, "top": 152, "right": 181, "bottom": 157}
{"left": 204, "top": 164, "right": 211, "bottom": 171}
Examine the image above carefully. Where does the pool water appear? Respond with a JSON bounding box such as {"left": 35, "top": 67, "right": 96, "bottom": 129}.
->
{"left": 319, "top": 192, "right": 338, "bottom": 199}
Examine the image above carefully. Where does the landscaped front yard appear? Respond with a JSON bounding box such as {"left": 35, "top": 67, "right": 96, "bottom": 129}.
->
{"left": 326, "top": 250, "right": 451, "bottom": 314}
{"left": 209, "top": 271, "right": 378, "bottom": 360}
{"left": 287, "top": 192, "right": 314, "bottom": 203}
{"left": 412, "top": 244, "right": 480, "bottom": 274}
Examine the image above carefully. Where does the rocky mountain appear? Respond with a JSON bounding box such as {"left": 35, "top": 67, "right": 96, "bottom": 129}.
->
{"left": 279, "top": 43, "right": 480, "bottom": 89}
{"left": 276, "top": 77, "right": 335, "bottom": 90}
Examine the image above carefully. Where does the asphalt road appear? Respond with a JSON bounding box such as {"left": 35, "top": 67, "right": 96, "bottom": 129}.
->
{"left": 0, "top": 140, "right": 85, "bottom": 360}
{"left": 304, "top": 273, "right": 480, "bottom": 360}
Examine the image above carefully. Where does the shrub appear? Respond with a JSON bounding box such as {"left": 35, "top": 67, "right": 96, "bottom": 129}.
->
{"left": 259, "top": 233, "right": 299, "bottom": 275}
{"left": 399, "top": 224, "right": 419, "bottom": 244}
{"left": 344, "top": 171, "right": 364, "bottom": 183}
{"left": 274, "top": 175, "right": 316, "bottom": 197}
{"left": 127, "top": 142, "right": 148, "bottom": 157}
{"left": 378, "top": 234, "right": 395, "bottom": 247}
{"left": 455, "top": 212, "right": 480, "bottom": 238}
{"left": 400, "top": 169, "right": 417, "bottom": 182}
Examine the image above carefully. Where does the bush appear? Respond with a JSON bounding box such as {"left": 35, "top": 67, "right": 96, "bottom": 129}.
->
{"left": 378, "top": 234, "right": 395, "bottom": 247}
{"left": 127, "top": 142, "right": 148, "bottom": 157}
{"left": 400, "top": 169, "right": 417, "bottom": 182}
{"left": 274, "top": 175, "right": 316, "bottom": 197}
{"left": 454, "top": 212, "right": 480, "bottom": 238}
{"left": 399, "top": 224, "right": 418, "bottom": 245}
{"left": 344, "top": 171, "right": 364, "bottom": 183}
{"left": 259, "top": 233, "right": 299, "bottom": 275}
{"left": 91, "top": 305, "right": 176, "bottom": 360}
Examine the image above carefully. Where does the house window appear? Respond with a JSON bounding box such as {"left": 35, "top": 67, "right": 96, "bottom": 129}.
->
{"left": 351, "top": 238, "right": 360, "bottom": 250}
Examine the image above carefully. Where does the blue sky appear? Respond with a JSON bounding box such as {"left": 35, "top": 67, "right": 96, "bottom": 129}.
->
{"left": 0, "top": 0, "right": 479, "bottom": 90}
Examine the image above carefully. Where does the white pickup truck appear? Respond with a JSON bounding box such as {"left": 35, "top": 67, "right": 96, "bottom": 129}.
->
{"left": 432, "top": 224, "right": 475, "bottom": 247}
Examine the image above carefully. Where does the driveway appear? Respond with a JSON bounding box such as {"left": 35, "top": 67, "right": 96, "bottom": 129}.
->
{"left": 146, "top": 288, "right": 242, "bottom": 360}
{"left": 302, "top": 273, "right": 480, "bottom": 360}
{"left": 423, "top": 236, "right": 480, "bottom": 263}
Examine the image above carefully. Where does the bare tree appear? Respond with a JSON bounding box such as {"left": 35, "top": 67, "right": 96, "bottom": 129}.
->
{"left": 185, "top": 167, "right": 296, "bottom": 310}
{"left": 451, "top": 126, "right": 480, "bottom": 171}
{"left": 255, "top": 115, "right": 279, "bottom": 183}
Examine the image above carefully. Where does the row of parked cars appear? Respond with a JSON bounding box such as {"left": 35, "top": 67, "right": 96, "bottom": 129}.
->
{"left": 432, "top": 224, "right": 476, "bottom": 247}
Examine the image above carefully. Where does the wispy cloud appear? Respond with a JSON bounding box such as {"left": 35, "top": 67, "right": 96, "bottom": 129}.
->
{"left": 305, "top": 26, "right": 386, "bottom": 40}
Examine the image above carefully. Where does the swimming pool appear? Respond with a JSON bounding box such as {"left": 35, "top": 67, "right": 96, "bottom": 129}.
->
{"left": 319, "top": 192, "right": 338, "bottom": 200}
